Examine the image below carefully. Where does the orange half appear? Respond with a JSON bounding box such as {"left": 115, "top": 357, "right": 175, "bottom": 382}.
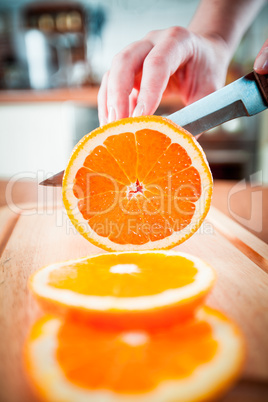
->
{"left": 62, "top": 116, "right": 213, "bottom": 251}
{"left": 29, "top": 251, "right": 215, "bottom": 330}
{"left": 24, "top": 307, "right": 245, "bottom": 402}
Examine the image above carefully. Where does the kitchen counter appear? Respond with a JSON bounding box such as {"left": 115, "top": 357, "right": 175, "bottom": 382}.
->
{"left": 0, "top": 87, "right": 183, "bottom": 111}
{"left": 0, "top": 87, "right": 100, "bottom": 107}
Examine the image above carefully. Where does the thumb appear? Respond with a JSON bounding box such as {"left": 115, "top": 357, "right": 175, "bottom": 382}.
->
{"left": 254, "top": 39, "right": 268, "bottom": 74}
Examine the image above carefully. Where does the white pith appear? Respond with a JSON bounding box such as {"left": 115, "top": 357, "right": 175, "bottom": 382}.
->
{"left": 126, "top": 180, "right": 144, "bottom": 200}
{"left": 120, "top": 331, "right": 149, "bottom": 346}
{"left": 31, "top": 251, "right": 215, "bottom": 311}
{"left": 63, "top": 119, "right": 212, "bottom": 250}
{"left": 26, "top": 307, "right": 244, "bottom": 402}
{"left": 109, "top": 264, "right": 140, "bottom": 274}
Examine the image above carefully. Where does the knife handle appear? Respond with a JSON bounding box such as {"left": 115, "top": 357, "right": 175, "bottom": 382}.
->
{"left": 254, "top": 71, "right": 268, "bottom": 105}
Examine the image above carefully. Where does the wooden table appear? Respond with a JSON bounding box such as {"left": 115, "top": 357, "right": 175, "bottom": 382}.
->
{"left": 0, "top": 179, "right": 267, "bottom": 402}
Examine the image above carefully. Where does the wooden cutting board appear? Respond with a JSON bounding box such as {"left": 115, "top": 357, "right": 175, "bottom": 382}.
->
{"left": 0, "top": 204, "right": 268, "bottom": 402}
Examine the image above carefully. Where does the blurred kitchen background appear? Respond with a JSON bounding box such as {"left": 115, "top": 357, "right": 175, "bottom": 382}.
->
{"left": 0, "top": 0, "right": 267, "bottom": 182}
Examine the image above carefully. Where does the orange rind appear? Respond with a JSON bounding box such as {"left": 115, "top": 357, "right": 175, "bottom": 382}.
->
{"left": 29, "top": 251, "right": 215, "bottom": 330}
{"left": 24, "top": 307, "right": 245, "bottom": 402}
{"left": 62, "top": 116, "right": 213, "bottom": 251}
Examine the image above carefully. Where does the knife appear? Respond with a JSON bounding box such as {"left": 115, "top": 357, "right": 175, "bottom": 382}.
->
{"left": 40, "top": 71, "right": 268, "bottom": 187}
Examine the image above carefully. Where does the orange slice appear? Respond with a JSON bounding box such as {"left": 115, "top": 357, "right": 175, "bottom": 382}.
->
{"left": 62, "top": 116, "right": 213, "bottom": 251}
{"left": 24, "top": 307, "right": 245, "bottom": 402}
{"left": 29, "top": 251, "right": 215, "bottom": 330}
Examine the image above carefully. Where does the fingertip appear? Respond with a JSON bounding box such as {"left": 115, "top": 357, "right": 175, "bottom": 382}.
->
{"left": 98, "top": 108, "right": 107, "bottom": 127}
{"left": 98, "top": 115, "right": 107, "bottom": 127}
{"left": 108, "top": 106, "right": 117, "bottom": 123}
{"left": 129, "top": 88, "right": 139, "bottom": 116}
{"left": 254, "top": 57, "right": 268, "bottom": 74}
{"left": 254, "top": 42, "right": 268, "bottom": 74}
{"left": 132, "top": 102, "right": 144, "bottom": 117}
{"left": 107, "top": 86, "right": 131, "bottom": 120}
{"left": 97, "top": 71, "right": 109, "bottom": 126}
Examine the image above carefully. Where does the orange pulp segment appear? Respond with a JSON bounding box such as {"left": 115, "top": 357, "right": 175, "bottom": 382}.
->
{"left": 29, "top": 251, "right": 215, "bottom": 330}
{"left": 24, "top": 307, "right": 245, "bottom": 402}
{"left": 63, "top": 116, "right": 213, "bottom": 251}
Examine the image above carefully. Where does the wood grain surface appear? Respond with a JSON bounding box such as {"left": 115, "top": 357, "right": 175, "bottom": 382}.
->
{"left": 0, "top": 202, "right": 267, "bottom": 402}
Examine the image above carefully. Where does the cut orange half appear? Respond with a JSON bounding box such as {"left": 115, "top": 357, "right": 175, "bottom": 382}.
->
{"left": 62, "top": 116, "right": 213, "bottom": 251}
{"left": 29, "top": 251, "right": 215, "bottom": 330}
{"left": 24, "top": 307, "right": 245, "bottom": 402}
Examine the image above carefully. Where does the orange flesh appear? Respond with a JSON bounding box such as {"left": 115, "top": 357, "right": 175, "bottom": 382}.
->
{"left": 73, "top": 129, "right": 202, "bottom": 245}
{"left": 48, "top": 253, "right": 197, "bottom": 297}
{"left": 56, "top": 316, "right": 217, "bottom": 393}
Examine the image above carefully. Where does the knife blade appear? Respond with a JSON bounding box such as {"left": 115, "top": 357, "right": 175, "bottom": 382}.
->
{"left": 40, "top": 71, "right": 267, "bottom": 187}
{"left": 169, "top": 71, "right": 268, "bottom": 134}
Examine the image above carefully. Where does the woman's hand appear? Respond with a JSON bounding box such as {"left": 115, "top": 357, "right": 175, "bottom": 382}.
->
{"left": 97, "top": 0, "right": 266, "bottom": 126}
{"left": 254, "top": 39, "right": 268, "bottom": 74}
{"left": 98, "top": 27, "right": 230, "bottom": 125}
